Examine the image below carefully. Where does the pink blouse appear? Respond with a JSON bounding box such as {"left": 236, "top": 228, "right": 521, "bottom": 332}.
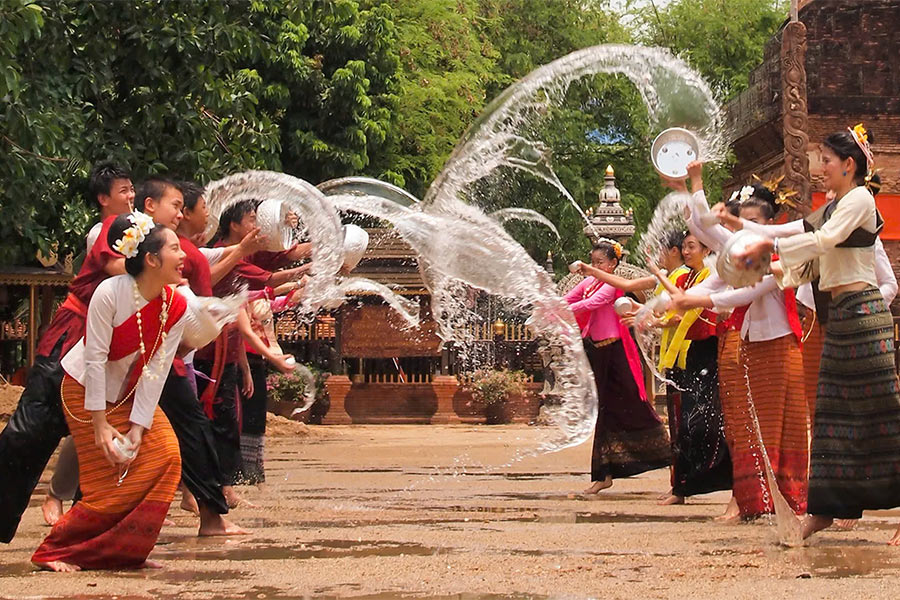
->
{"left": 565, "top": 277, "right": 621, "bottom": 341}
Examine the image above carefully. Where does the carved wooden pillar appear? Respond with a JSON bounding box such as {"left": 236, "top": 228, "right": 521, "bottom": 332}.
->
{"left": 782, "top": 18, "right": 811, "bottom": 216}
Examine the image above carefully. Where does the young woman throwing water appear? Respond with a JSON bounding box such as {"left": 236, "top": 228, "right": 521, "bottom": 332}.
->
{"left": 736, "top": 126, "right": 900, "bottom": 542}
{"left": 31, "top": 213, "right": 190, "bottom": 571}
{"left": 566, "top": 240, "right": 671, "bottom": 495}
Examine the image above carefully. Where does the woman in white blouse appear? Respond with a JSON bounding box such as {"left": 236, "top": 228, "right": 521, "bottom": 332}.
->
{"left": 673, "top": 185, "right": 810, "bottom": 522}
{"left": 736, "top": 127, "right": 900, "bottom": 543}
{"left": 32, "top": 213, "right": 190, "bottom": 572}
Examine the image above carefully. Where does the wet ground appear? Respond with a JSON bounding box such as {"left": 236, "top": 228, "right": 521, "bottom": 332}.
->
{"left": 2, "top": 425, "right": 900, "bottom": 599}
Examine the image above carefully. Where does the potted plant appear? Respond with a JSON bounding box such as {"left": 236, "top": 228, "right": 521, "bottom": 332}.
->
{"left": 468, "top": 369, "right": 528, "bottom": 424}
{"left": 267, "top": 365, "right": 329, "bottom": 424}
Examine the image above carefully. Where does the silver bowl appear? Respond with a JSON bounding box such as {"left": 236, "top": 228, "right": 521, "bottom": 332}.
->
{"left": 256, "top": 199, "right": 294, "bottom": 252}
{"left": 651, "top": 127, "right": 700, "bottom": 180}
{"left": 716, "top": 230, "right": 771, "bottom": 289}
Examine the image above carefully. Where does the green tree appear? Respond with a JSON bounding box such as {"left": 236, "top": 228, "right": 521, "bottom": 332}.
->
{"left": 0, "top": 0, "right": 399, "bottom": 265}
{"left": 638, "top": 0, "right": 788, "bottom": 101}
{"left": 372, "top": 0, "right": 504, "bottom": 197}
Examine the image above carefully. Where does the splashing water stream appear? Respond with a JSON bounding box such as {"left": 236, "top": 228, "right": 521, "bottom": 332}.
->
{"left": 202, "top": 45, "right": 796, "bottom": 545}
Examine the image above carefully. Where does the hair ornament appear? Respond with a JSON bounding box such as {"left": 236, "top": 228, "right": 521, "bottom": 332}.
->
{"left": 849, "top": 123, "right": 875, "bottom": 172}
{"left": 595, "top": 237, "right": 623, "bottom": 260}
{"left": 865, "top": 168, "right": 881, "bottom": 195}
{"left": 114, "top": 211, "right": 154, "bottom": 259}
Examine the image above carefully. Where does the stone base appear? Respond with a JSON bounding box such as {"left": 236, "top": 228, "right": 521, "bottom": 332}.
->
{"left": 322, "top": 375, "right": 353, "bottom": 425}
{"left": 430, "top": 375, "right": 461, "bottom": 424}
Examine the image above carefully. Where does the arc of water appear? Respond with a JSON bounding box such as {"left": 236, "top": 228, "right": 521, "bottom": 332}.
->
{"left": 203, "top": 170, "right": 419, "bottom": 325}
{"left": 489, "top": 208, "right": 560, "bottom": 238}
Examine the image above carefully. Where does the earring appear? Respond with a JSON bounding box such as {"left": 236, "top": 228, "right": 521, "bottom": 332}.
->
{"left": 842, "top": 171, "right": 848, "bottom": 176}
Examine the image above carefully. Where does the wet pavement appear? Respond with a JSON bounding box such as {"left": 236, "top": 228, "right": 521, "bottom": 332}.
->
{"left": 2, "top": 425, "right": 900, "bottom": 599}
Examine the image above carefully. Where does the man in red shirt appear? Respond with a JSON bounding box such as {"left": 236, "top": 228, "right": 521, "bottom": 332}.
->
{"left": 195, "top": 200, "right": 304, "bottom": 504}
{"left": 0, "top": 165, "right": 132, "bottom": 542}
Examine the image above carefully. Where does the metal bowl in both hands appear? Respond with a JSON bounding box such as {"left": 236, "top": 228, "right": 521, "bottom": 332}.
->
{"left": 651, "top": 127, "right": 701, "bottom": 180}
{"left": 717, "top": 229, "right": 771, "bottom": 289}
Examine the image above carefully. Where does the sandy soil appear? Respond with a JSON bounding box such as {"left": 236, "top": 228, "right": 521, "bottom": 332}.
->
{"left": 0, "top": 385, "right": 23, "bottom": 424}
{"left": 2, "top": 424, "right": 900, "bottom": 600}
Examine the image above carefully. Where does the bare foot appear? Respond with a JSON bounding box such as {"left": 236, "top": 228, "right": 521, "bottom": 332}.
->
{"left": 33, "top": 560, "right": 81, "bottom": 573}
{"left": 41, "top": 495, "right": 64, "bottom": 527}
{"left": 180, "top": 486, "right": 200, "bottom": 515}
{"left": 889, "top": 525, "right": 900, "bottom": 546}
{"left": 714, "top": 496, "right": 740, "bottom": 522}
{"left": 833, "top": 519, "right": 858, "bottom": 531}
{"left": 583, "top": 476, "right": 613, "bottom": 495}
{"left": 801, "top": 515, "right": 834, "bottom": 540}
{"left": 223, "top": 486, "right": 257, "bottom": 509}
{"left": 657, "top": 488, "right": 673, "bottom": 501}
{"left": 141, "top": 559, "right": 164, "bottom": 569}
{"left": 658, "top": 494, "right": 685, "bottom": 506}
{"left": 198, "top": 514, "right": 251, "bottom": 537}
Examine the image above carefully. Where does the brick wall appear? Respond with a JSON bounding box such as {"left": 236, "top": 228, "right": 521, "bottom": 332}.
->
{"left": 725, "top": 0, "right": 900, "bottom": 195}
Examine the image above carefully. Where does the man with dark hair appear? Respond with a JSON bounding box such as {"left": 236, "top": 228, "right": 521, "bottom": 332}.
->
{"left": 0, "top": 164, "right": 131, "bottom": 541}
{"left": 85, "top": 162, "right": 135, "bottom": 253}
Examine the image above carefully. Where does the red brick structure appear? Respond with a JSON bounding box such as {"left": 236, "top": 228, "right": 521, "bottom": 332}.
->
{"left": 724, "top": 0, "right": 900, "bottom": 308}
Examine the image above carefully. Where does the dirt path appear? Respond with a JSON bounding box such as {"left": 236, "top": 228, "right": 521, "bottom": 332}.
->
{"left": 2, "top": 425, "right": 899, "bottom": 599}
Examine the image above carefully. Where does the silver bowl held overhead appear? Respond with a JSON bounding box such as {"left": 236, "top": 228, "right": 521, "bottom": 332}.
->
{"left": 651, "top": 127, "right": 701, "bottom": 180}
{"left": 717, "top": 229, "right": 771, "bottom": 289}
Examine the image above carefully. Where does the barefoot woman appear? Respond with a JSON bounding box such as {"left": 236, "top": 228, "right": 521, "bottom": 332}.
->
{"left": 566, "top": 239, "right": 671, "bottom": 494}
{"left": 738, "top": 126, "right": 900, "bottom": 542}
{"left": 32, "top": 213, "right": 189, "bottom": 571}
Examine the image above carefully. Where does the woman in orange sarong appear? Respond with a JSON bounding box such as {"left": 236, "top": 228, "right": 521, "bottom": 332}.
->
{"left": 32, "top": 214, "right": 189, "bottom": 572}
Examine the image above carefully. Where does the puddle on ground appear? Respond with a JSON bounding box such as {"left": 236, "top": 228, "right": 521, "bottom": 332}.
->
{"left": 231, "top": 589, "right": 551, "bottom": 600}
{"left": 0, "top": 562, "right": 41, "bottom": 577}
{"left": 787, "top": 545, "right": 900, "bottom": 578}
{"left": 154, "top": 539, "right": 448, "bottom": 562}
{"left": 539, "top": 512, "right": 708, "bottom": 525}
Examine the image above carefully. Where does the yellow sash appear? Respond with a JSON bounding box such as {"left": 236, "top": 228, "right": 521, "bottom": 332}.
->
{"left": 659, "top": 267, "right": 710, "bottom": 370}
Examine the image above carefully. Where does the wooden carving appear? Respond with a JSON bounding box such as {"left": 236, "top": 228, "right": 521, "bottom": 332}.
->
{"left": 781, "top": 20, "right": 811, "bottom": 216}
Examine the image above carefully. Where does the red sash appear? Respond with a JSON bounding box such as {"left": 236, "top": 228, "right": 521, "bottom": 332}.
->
{"left": 772, "top": 254, "right": 803, "bottom": 346}
{"left": 717, "top": 304, "right": 750, "bottom": 336}
{"left": 102, "top": 286, "right": 187, "bottom": 398}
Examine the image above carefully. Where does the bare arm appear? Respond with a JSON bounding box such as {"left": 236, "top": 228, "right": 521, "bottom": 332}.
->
{"left": 103, "top": 257, "right": 126, "bottom": 276}
{"left": 236, "top": 307, "right": 294, "bottom": 373}
{"left": 267, "top": 263, "right": 311, "bottom": 288}
{"left": 209, "top": 227, "right": 263, "bottom": 286}
{"left": 578, "top": 264, "right": 655, "bottom": 293}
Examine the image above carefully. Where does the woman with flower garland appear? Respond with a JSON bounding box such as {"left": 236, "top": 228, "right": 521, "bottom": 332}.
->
{"left": 737, "top": 125, "right": 900, "bottom": 543}
{"left": 31, "top": 213, "right": 190, "bottom": 571}
{"left": 567, "top": 239, "right": 671, "bottom": 495}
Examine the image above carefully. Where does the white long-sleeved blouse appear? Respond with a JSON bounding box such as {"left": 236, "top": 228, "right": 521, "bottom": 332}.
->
{"left": 61, "top": 275, "right": 186, "bottom": 429}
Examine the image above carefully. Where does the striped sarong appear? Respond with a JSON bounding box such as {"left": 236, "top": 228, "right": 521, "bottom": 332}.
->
{"left": 810, "top": 286, "right": 900, "bottom": 519}
{"left": 717, "top": 329, "right": 743, "bottom": 455}
{"left": 801, "top": 311, "right": 824, "bottom": 427}
{"left": 731, "top": 335, "right": 809, "bottom": 517}
{"left": 32, "top": 375, "right": 181, "bottom": 569}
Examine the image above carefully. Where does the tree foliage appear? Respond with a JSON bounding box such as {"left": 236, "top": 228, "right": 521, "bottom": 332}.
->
{"left": 0, "top": 0, "right": 398, "bottom": 265}
{"left": 637, "top": 0, "right": 788, "bottom": 101}
{"left": 0, "top": 0, "right": 788, "bottom": 272}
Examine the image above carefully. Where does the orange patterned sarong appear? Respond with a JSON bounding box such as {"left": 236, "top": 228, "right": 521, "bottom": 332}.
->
{"left": 801, "top": 311, "right": 824, "bottom": 427}
{"left": 731, "top": 335, "right": 809, "bottom": 517}
{"left": 32, "top": 375, "right": 181, "bottom": 569}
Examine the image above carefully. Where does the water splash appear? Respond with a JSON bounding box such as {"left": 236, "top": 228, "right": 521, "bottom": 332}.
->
{"left": 739, "top": 355, "right": 804, "bottom": 546}
{"left": 202, "top": 171, "right": 419, "bottom": 327}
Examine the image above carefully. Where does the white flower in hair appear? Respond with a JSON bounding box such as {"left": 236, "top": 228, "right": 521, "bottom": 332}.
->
{"left": 728, "top": 190, "right": 739, "bottom": 203}
{"left": 739, "top": 185, "right": 754, "bottom": 203}
{"left": 114, "top": 211, "right": 155, "bottom": 259}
